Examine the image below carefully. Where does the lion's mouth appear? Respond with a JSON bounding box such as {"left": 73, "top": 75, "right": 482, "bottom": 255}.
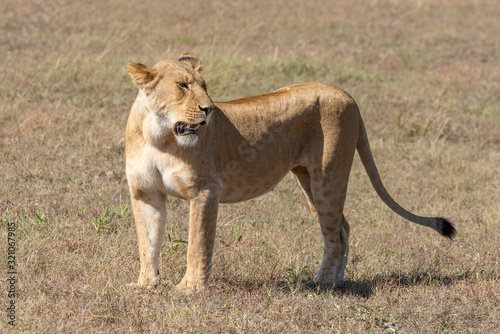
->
{"left": 174, "top": 121, "right": 205, "bottom": 136}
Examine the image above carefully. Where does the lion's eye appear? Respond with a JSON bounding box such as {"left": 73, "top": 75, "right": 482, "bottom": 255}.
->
{"left": 178, "top": 82, "right": 189, "bottom": 90}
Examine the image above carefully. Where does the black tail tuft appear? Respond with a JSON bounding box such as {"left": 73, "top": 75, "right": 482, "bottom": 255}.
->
{"left": 436, "top": 218, "right": 456, "bottom": 239}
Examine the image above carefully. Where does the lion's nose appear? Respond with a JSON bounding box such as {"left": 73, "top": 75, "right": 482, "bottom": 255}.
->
{"left": 199, "top": 105, "right": 215, "bottom": 116}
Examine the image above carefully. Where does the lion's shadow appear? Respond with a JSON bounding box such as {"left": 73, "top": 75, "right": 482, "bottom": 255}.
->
{"left": 304, "top": 270, "right": 475, "bottom": 298}
{"left": 215, "top": 270, "right": 475, "bottom": 298}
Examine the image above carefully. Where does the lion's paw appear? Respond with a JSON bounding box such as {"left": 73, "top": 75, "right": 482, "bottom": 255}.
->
{"left": 125, "top": 277, "right": 158, "bottom": 290}
{"left": 175, "top": 277, "right": 206, "bottom": 294}
{"left": 125, "top": 282, "right": 140, "bottom": 289}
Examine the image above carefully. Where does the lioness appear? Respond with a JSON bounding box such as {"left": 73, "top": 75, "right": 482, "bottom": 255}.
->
{"left": 125, "top": 53, "right": 455, "bottom": 293}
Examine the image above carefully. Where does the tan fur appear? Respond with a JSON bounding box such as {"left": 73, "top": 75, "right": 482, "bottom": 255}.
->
{"left": 125, "top": 53, "right": 455, "bottom": 293}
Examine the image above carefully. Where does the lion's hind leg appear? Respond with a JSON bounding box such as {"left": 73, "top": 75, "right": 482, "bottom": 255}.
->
{"left": 292, "top": 166, "right": 318, "bottom": 218}
{"left": 311, "top": 194, "right": 350, "bottom": 288}
{"left": 338, "top": 215, "right": 350, "bottom": 284}
{"left": 292, "top": 166, "right": 350, "bottom": 288}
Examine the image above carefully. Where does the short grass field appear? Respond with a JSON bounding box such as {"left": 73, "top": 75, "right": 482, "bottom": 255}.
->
{"left": 1, "top": 0, "right": 499, "bottom": 332}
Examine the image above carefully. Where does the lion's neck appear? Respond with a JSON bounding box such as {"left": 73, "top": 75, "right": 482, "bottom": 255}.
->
{"left": 134, "top": 91, "right": 176, "bottom": 148}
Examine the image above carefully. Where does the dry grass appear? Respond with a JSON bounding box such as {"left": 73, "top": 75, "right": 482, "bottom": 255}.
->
{"left": 1, "top": 0, "right": 499, "bottom": 332}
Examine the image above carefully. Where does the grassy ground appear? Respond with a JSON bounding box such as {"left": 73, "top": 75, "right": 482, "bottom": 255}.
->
{"left": 1, "top": 0, "right": 499, "bottom": 332}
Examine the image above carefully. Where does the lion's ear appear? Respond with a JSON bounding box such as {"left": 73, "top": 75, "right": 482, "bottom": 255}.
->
{"left": 127, "top": 62, "right": 159, "bottom": 90}
{"left": 178, "top": 52, "right": 203, "bottom": 72}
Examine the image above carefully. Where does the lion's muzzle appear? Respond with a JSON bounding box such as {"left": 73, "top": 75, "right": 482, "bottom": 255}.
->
{"left": 174, "top": 121, "right": 205, "bottom": 136}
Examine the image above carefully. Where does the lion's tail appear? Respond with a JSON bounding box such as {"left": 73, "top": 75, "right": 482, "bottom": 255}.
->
{"left": 356, "top": 118, "right": 456, "bottom": 238}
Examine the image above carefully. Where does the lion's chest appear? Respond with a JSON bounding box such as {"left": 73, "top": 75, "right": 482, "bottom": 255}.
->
{"left": 127, "top": 145, "right": 194, "bottom": 200}
{"left": 157, "top": 162, "right": 192, "bottom": 199}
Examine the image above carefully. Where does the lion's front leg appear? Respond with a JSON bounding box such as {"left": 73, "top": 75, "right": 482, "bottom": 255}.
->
{"left": 128, "top": 192, "right": 167, "bottom": 288}
{"left": 176, "top": 186, "right": 220, "bottom": 293}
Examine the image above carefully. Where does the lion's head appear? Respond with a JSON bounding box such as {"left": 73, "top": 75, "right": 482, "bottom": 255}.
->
{"left": 127, "top": 53, "right": 215, "bottom": 147}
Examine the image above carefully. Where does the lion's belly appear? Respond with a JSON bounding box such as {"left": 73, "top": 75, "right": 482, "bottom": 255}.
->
{"left": 218, "top": 166, "right": 290, "bottom": 203}
{"left": 214, "top": 130, "right": 301, "bottom": 203}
